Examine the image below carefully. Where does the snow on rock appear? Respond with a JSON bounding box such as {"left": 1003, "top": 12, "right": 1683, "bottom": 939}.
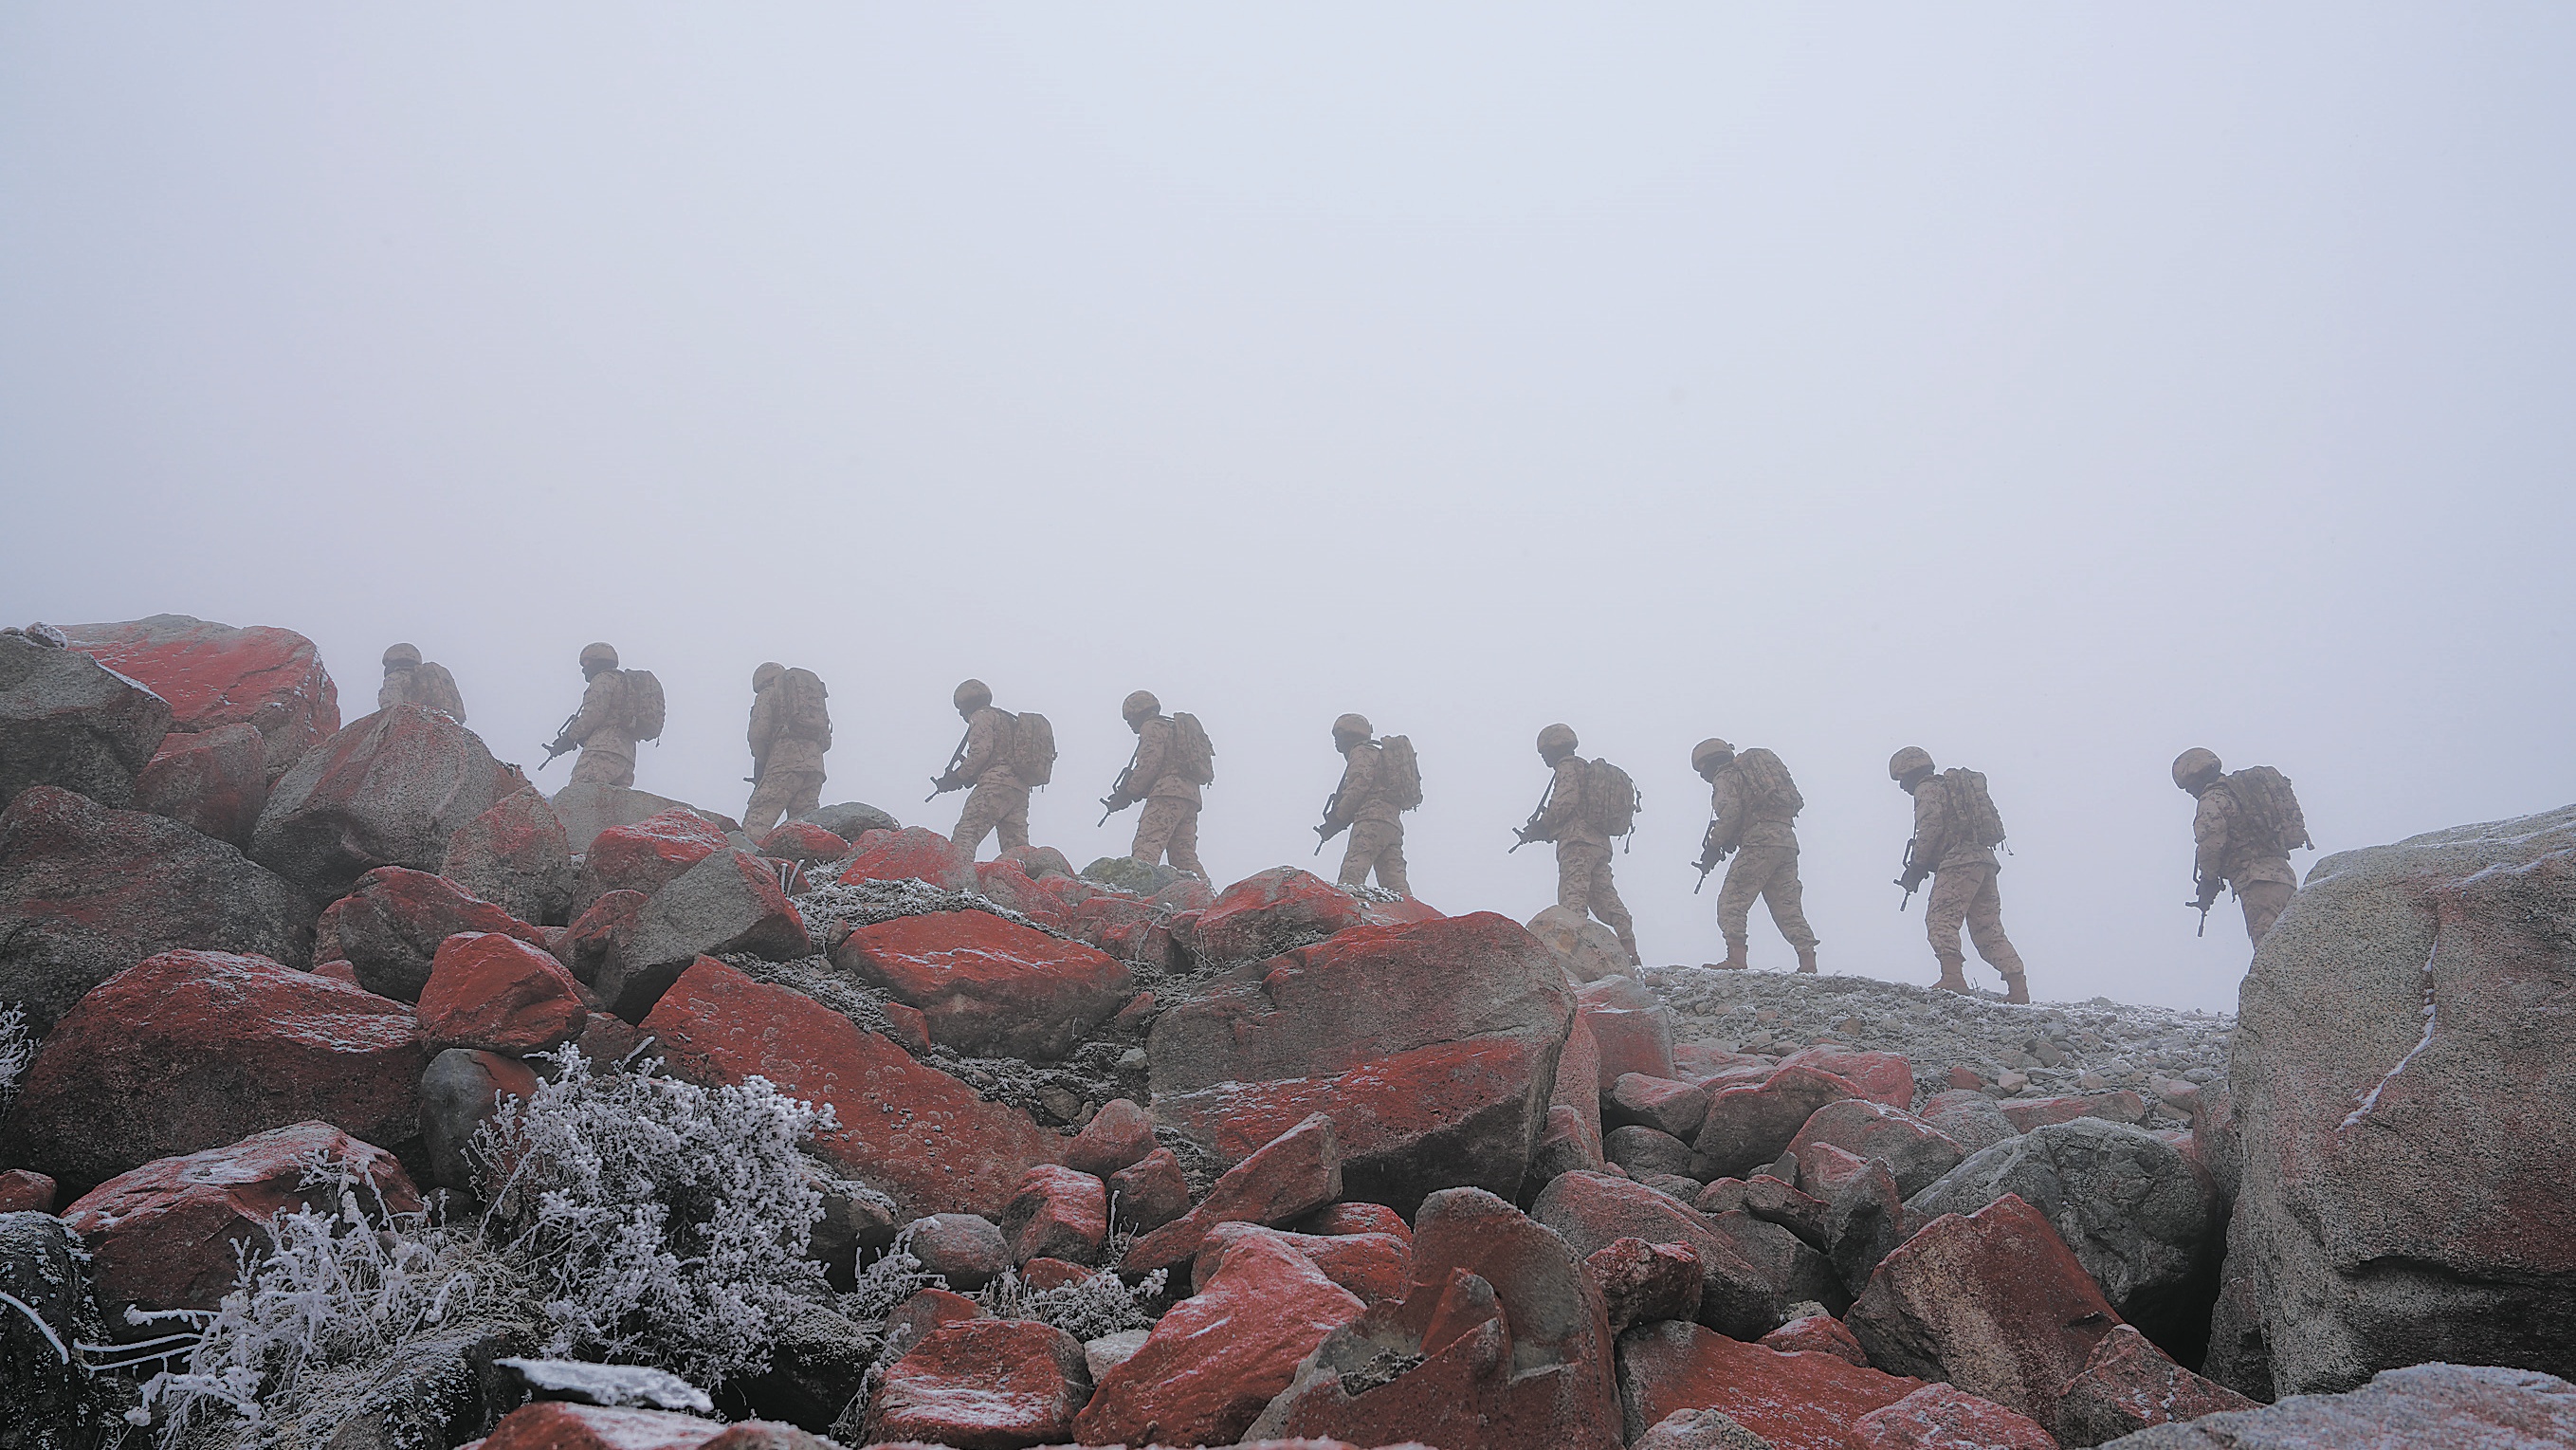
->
{"left": 497, "top": 1357, "right": 714, "bottom": 1413}
{"left": 831, "top": 910, "right": 1132, "bottom": 1061}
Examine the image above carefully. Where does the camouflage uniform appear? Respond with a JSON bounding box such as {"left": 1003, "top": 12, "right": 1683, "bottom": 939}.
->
{"left": 950, "top": 706, "right": 1031, "bottom": 858}
{"left": 1330, "top": 742, "right": 1409, "bottom": 896}
{"left": 560, "top": 671, "right": 636, "bottom": 789}
{"left": 742, "top": 671, "right": 828, "bottom": 836}
{"left": 378, "top": 662, "right": 466, "bottom": 722}
{"left": 1708, "top": 756, "right": 1818, "bottom": 963}
{"left": 2195, "top": 786, "right": 2299, "bottom": 944}
{"left": 1540, "top": 755, "right": 1637, "bottom": 963}
{"left": 1912, "top": 775, "right": 2026, "bottom": 992}
{"left": 1127, "top": 715, "right": 1207, "bottom": 881}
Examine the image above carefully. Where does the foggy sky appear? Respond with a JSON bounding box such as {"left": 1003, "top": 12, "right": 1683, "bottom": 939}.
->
{"left": 5, "top": 6, "right": 2571, "bottom": 1013}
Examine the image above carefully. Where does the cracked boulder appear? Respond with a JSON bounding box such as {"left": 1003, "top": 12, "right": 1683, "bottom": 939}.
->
{"left": 0, "top": 630, "right": 174, "bottom": 810}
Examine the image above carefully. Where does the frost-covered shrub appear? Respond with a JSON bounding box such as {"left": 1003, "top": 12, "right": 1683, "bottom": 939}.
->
{"left": 976, "top": 1265, "right": 1165, "bottom": 1342}
{"left": 838, "top": 1223, "right": 941, "bottom": 1326}
{"left": 470, "top": 1046, "right": 833, "bottom": 1388}
{"left": 131, "top": 1156, "right": 502, "bottom": 1445}
{"left": 0, "top": 1000, "right": 32, "bottom": 1116}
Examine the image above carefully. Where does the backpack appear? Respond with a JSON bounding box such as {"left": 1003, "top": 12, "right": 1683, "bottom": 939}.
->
{"left": 1009, "top": 710, "right": 1057, "bottom": 786}
{"left": 1584, "top": 759, "right": 1639, "bottom": 837}
{"left": 781, "top": 668, "right": 832, "bottom": 748}
{"left": 1379, "top": 735, "right": 1424, "bottom": 811}
{"left": 2222, "top": 765, "right": 2312, "bottom": 855}
{"left": 618, "top": 670, "right": 667, "bottom": 742}
{"left": 1939, "top": 768, "right": 2006, "bottom": 848}
{"left": 1730, "top": 747, "right": 1803, "bottom": 817}
{"left": 1170, "top": 712, "right": 1215, "bottom": 785}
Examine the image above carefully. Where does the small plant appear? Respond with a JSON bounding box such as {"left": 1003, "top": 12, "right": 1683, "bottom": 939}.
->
{"left": 470, "top": 1046, "right": 834, "bottom": 1388}
{"left": 0, "top": 1000, "right": 32, "bottom": 1117}
{"left": 975, "top": 1264, "right": 1165, "bottom": 1342}
{"left": 839, "top": 1223, "right": 941, "bottom": 1326}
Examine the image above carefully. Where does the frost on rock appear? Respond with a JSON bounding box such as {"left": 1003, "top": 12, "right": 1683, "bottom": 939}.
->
{"left": 470, "top": 1045, "right": 834, "bottom": 1389}
{"left": 0, "top": 1000, "right": 30, "bottom": 1116}
{"left": 794, "top": 873, "right": 1062, "bottom": 943}
{"left": 495, "top": 1356, "right": 713, "bottom": 1413}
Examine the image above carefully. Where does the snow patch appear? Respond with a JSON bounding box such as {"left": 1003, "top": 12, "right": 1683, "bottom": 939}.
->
{"left": 2340, "top": 926, "right": 2441, "bottom": 1131}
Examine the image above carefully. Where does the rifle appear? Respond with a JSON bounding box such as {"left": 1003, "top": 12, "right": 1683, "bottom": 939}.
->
{"left": 537, "top": 709, "right": 582, "bottom": 771}
{"left": 1508, "top": 780, "right": 1554, "bottom": 853}
{"left": 1099, "top": 744, "right": 1142, "bottom": 827}
{"left": 1894, "top": 840, "right": 1927, "bottom": 910}
{"left": 2188, "top": 869, "right": 2220, "bottom": 937}
{"left": 925, "top": 725, "right": 973, "bottom": 802}
{"left": 1312, "top": 785, "right": 1345, "bottom": 855}
{"left": 1692, "top": 822, "right": 1728, "bottom": 893}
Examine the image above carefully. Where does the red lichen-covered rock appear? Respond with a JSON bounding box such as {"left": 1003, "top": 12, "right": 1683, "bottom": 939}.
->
{"left": 835, "top": 826, "right": 973, "bottom": 891}
{"left": 1777, "top": 1046, "right": 1916, "bottom": 1111}
{"left": 1295, "top": 1201, "right": 1413, "bottom": 1240}
{"left": 754, "top": 820, "right": 847, "bottom": 867}
{"left": 1763, "top": 1312, "right": 1872, "bottom": 1367}
{"left": 250, "top": 705, "right": 517, "bottom": 904}
{"left": 1609, "top": 1073, "right": 1713, "bottom": 1140}
{"left": 0, "top": 631, "right": 175, "bottom": 811}
{"left": 833, "top": 911, "right": 1131, "bottom": 1061}
{"left": 1107, "top": 1147, "right": 1190, "bottom": 1232}
{"left": 1069, "top": 891, "right": 1153, "bottom": 957}
{"left": 319, "top": 865, "right": 550, "bottom": 1003}
{"left": 2000, "top": 1091, "right": 2147, "bottom": 1135}
{"left": 1918, "top": 1088, "right": 2019, "bottom": 1153}
{"left": 477, "top": 1402, "right": 726, "bottom": 1450}
{"left": 131, "top": 721, "right": 266, "bottom": 846}
{"left": 1017, "top": 1256, "right": 1090, "bottom": 1291}
{"left": 1, "top": 948, "right": 423, "bottom": 1191}
{"left": 2050, "top": 1323, "right": 2255, "bottom": 1445}
{"left": 1554, "top": 1011, "right": 1604, "bottom": 1145}
{"left": 61, "top": 1121, "right": 420, "bottom": 1326}
{"left": 1617, "top": 1319, "right": 1927, "bottom": 1449}
{"left": 1124, "top": 1113, "right": 1343, "bottom": 1272}
{"left": 1148, "top": 912, "right": 1576, "bottom": 1214}
{"left": 969, "top": 857, "right": 1039, "bottom": 914}
{"left": 1063, "top": 1098, "right": 1156, "bottom": 1178}
{"left": 640, "top": 957, "right": 1058, "bottom": 1219}
{"left": 574, "top": 808, "right": 727, "bottom": 917}
{"left": 1178, "top": 866, "right": 1371, "bottom": 963}
{"left": 1194, "top": 1221, "right": 1414, "bottom": 1306}
{"left": 415, "top": 931, "right": 589, "bottom": 1055}
{"left": 1693, "top": 1063, "right": 1865, "bottom": 1182}
{"left": 879, "top": 1286, "right": 986, "bottom": 1367}
{"left": 64, "top": 615, "right": 337, "bottom": 784}
{"left": 1850, "top": 1383, "right": 2060, "bottom": 1449}
{"left": 1848, "top": 1194, "right": 2128, "bottom": 1431}
{"left": 419, "top": 1046, "right": 541, "bottom": 1190}
{"left": 1587, "top": 1007, "right": 1677, "bottom": 1092}
{"left": 1585, "top": 1236, "right": 1703, "bottom": 1333}
{"left": 1251, "top": 1186, "right": 1623, "bottom": 1450}
{"left": 1077, "top": 1229, "right": 1364, "bottom": 1449}
{"left": 555, "top": 889, "right": 649, "bottom": 985}
{"left": 1000, "top": 1165, "right": 1108, "bottom": 1267}
{"left": 0, "top": 1168, "right": 58, "bottom": 1213}
{"left": 0, "top": 785, "right": 313, "bottom": 1037}
{"left": 1532, "top": 1168, "right": 1792, "bottom": 1339}
{"left": 866, "top": 1317, "right": 1094, "bottom": 1449}
{"left": 1742, "top": 1172, "right": 1833, "bottom": 1248}
{"left": 600, "top": 849, "right": 813, "bottom": 1020}
{"left": 442, "top": 787, "right": 575, "bottom": 927}
{"left": 1788, "top": 1098, "right": 1964, "bottom": 1198}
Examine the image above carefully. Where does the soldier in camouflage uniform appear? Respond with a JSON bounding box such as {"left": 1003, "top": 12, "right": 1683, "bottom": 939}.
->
{"left": 742, "top": 661, "right": 830, "bottom": 836}
{"left": 549, "top": 642, "right": 636, "bottom": 788}
{"left": 1891, "top": 746, "right": 2029, "bottom": 1002}
{"left": 1324, "top": 712, "right": 1409, "bottom": 897}
{"left": 1692, "top": 737, "right": 1818, "bottom": 974}
{"left": 377, "top": 643, "right": 466, "bottom": 723}
{"left": 1526, "top": 724, "right": 1639, "bottom": 964}
{"left": 938, "top": 679, "right": 1031, "bottom": 860}
{"left": 1111, "top": 689, "right": 1208, "bottom": 881}
{"left": 2173, "top": 747, "right": 2306, "bottom": 944}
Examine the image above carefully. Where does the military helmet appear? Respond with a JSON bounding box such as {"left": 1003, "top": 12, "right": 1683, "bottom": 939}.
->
{"left": 1122, "top": 689, "right": 1160, "bottom": 722}
{"left": 381, "top": 643, "right": 421, "bottom": 669}
{"left": 1536, "top": 723, "right": 1578, "bottom": 757}
{"left": 1332, "top": 712, "right": 1373, "bottom": 741}
{"left": 1690, "top": 737, "right": 1735, "bottom": 774}
{"left": 1889, "top": 745, "right": 1935, "bottom": 780}
{"left": 753, "top": 661, "right": 785, "bottom": 691}
{"left": 579, "top": 641, "right": 619, "bottom": 670}
{"left": 954, "top": 678, "right": 993, "bottom": 712}
{"left": 2172, "top": 747, "right": 2222, "bottom": 790}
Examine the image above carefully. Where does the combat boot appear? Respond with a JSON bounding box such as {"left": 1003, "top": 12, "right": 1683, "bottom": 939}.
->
{"left": 1795, "top": 946, "right": 1818, "bottom": 975}
{"left": 1934, "top": 954, "right": 1968, "bottom": 993}
{"left": 1717, "top": 940, "right": 1750, "bottom": 971}
{"left": 2002, "top": 972, "right": 2030, "bottom": 1004}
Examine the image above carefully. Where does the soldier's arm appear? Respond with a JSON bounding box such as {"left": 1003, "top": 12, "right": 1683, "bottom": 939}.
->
{"left": 1911, "top": 783, "right": 1946, "bottom": 862}
{"left": 558, "top": 673, "right": 618, "bottom": 747}
{"left": 955, "top": 709, "right": 1004, "bottom": 780}
{"left": 1708, "top": 776, "right": 1747, "bottom": 853}
{"left": 1327, "top": 750, "right": 1373, "bottom": 826}
{"left": 2193, "top": 791, "right": 2231, "bottom": 881}
{"left": 1130, "top": 722, "right": 1169, "bottom": 798}
{"left": 747, "top": 691, "right": 778, "bottom": 758}
{"left": 1538, "top": 760, "right": 1584, "bottom": 836}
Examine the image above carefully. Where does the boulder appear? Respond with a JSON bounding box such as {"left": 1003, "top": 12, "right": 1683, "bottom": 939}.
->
{"left": 543, "top": 780, "right": 710, "bottom": 854}
{"left": 1851, "top": 1384, "right": 2058, "bottom": 1450}
{"left": 131, "top": 720, "right": 267, "bottom": 845}
{"left": 1693, "top": 1064, "right": 1864, "bottom": 1182}
{"left": 477, "top": 1403, "right": 726, "bottom": 1450}
{"left": 754, "top": 821, "right": 847, "bottom": 866}
{"left": 1193, "top": 1221, "right": 1415, "bottom": 1306}
{"left": 1295, "top": 1201, "right": 1414, "bottom": 1240}
{"left": 1063, "top": 1097, "right": 1156, "bottom": 1177}
{"left": 573, "top": 807, "right": 728, "bottom": 917}
{"left": 1907, "top": 1117, "right": 2222, "bottom": 1360}
{"left": 1000, "top": 1165, "right": 1108, "bottom": 1267}
{"left": 1615, "top": 1318, "right": 1927, "bottom": 1449}
{"left": 832, "top": 910, "right": 1132, "bottom": 1061}
{"left": 1606, "top": 1125, "right": 1701, "bottom": 1182}
{"left": 442, "top": 787, "right": 575, "bottom": 927}
{"left": 64, "top": 614, "right": 337, "bottom": 784}
{"left": 1822, "top": 1159, "right": 1909, "bottom": 1301}
{"left": 1531, "top": 1169, "right": 1791, "bottom": 1339}
{"left": 1763, "top": 1312, "right": 1871, "bottom": 1367}
{"left": 1553, "top": 1011, "right": 1604, "bottom": 1147}
{"left": 1918, "top": 1089, "right": 2019, "bottom": 1153}
{"left": 804, "top": 801, "right": 898, "bottom": 842}
{"left": 320, "top": 865, "right": 550, "bottom": 1003}
{"left": 1124, "top": 1112, "right": 1343, "bottom": 1272}
{"left": 1178, "top": 866, "right": 1372, "bottom": 963}
{"left": 1632, "top": 1408, "right": 1776, "bottom": 1450}
{"left": 905, "top": 1212, "right": 1011, "bottom": 1290}
{"left": 2079, "top": 1362, "right": 2576, "bottom": 1448}
{"left": 1, "top": 948, "right": 423, "bottom": 1192}
{"left": 1609, "top": 1074, "right": 1713, "bottom": 1139}
{"left": 1149, "top": 911, "right": 1576, "bottom": 1214}
{"left": 2001, "top": 1092, "right": 2147, "bottom": 1134}
{"left": 1777, "top": 1047, "right": 1916, "bottom": 1110}
{"left": 1787, "top": 1099, "right": 1964, "bottom": 1198}
{"left": 1528, "top": 904, "right": 1634, "bottom": 981}
{"left": 555, "top": 888, "right": 649, "bottom": 984}
{"left": 2053, "top": 1324, "right": 2256, "bottom": 1446}
{"left": 250, "top": 704, "right": 517, "bottom": 903}
{"left": 0, "top": 784, "right": 312, "bottom": 1037}
{"left": 1585, "top": 1236, "right": 1703, "bottom": 1333}
{"left": 835, "top": 825, "right": 973, "bottom": 891}
{"left": 61, "top": 1120, "right": 420, "bottom": 1326}
{"left": 1586, "top": 1007, "right": 1677, "bottom": 1091}
{"left": 1741, "top": 1173, "right": 1832, "bottom": 1250}
{"left": 866, "top": 1316, "right": 1093, "bottom": 1449}
{"left": 416, "top": 931, "right": 590, "bottom": 1055}
{"left": 419, "top": 1047, "right": 541, "bottom": 1191}
{"left": 639, "top": 957, "right": 1059, "bottom": 1219}
{"left": 0, "top": 1170, "right": 55, "bottom": 1214}
{"left": 2, "top": 1209, "right": 113, "bottom": 1436}
{"left": 1106, "top": 1147, "right": 1190, "bottom": 1232}
{"left": 1076, "top": 1230, "right": 1364, "bottom": 1449}
{"left": 600, "top": 849, "right": 813, "bottom": 1020}
{"left": 2227, "top": 804, "right": 2576, "bottom": 1397}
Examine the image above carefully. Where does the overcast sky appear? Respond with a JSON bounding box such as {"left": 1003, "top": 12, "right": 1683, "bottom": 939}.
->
{"left": 5, "top": 6, "right": 2570, "bottom": 1013}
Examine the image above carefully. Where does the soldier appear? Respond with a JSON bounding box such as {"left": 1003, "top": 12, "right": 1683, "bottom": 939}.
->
{"left": 1690, "top": 737, "right": 1818, "bottom": 974}
{"left": 546, "top": 642, "right": 639, "bottom": 788}
{"left": 1891, "top": 746, "right": 2030, "bottom": 1003}
{"left": 1105, "top": 690, "right": 1211, "bottom": 881}
{"left": 743, "top": 662, "right": 831, "bottom": 836}
{"left": 933, "top": 679, "right": 1032, "bottom": 860}
{"left": 377, "top": 643, "right": 466, "bottom": 722}
{"left": 1317, "top": 713, "right": 1413, "bottom": 897}
{"left": 2173, "top": 747, "right": 2312, "bottom": 944}
{"left": 1517, "top": 724, "right": 1639, "bottom": 964}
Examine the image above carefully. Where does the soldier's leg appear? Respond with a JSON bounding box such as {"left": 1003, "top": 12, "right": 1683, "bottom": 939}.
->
{"left": 952, "top": 783, "right": 1006, "bottom": 859}
{"left": 2238, "top": 881, "right": 2293, "bottom": 944}
{"left": 1131, "top": 798, "right": 1179, "bottom": 866}
{"left": 996, "top": 787, "right": 1032, "bottom": 854}
{"left": 1337, "top": 820, "right": 1383, "bottom": 889}
{"left": 742, "top": 773, "right": 796, "bottom": 835}
{"left": 1556, "top": 841, "right": 1599, "bottom": 913}
{"left": 1374, "top": 826, "right": 1411, "bottom": 897}
{"left": 1925, "top": 870, "right": 1976, "bottom": 991}
{"left": 1964, "top": 870, "right": 2029, "bottom": 1001}
{"left": 1586, "top": 855, "right": 1639, "bottom": 964}
{"left": 1165, "top": 804, "right": 1208, "bottom": 882}
{"left": 1712, "top": 853, "right": 1763, "bottom": 967}
{"left": 787, "top": 770, "right": 823, "bottom": 824}
{"left": 568, "top": 746, "right": 633, "bottom": 789}
{"left": 1759, "top": 850, "right": 1820, "bottom": 971}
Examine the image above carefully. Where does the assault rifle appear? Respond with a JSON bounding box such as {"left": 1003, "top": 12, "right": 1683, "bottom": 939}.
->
{"left": 1894, "top": 840, "right": 1927, "bottom": 910}
{"left": 925, "top": 725, "right": 973, "bottom": 802}
{"left": 537, "top": 709, "right": 582, "bottom": 771}
{"left": 1692, "top": 822, "right": 1729, "bottom": 893}
{"left": 1508, "top": 780, "right": 1554, "bottom": 853}
{"left": 1099, "top": 744, "right": 1142, "bottom": 827}
{"left": 2188, "top": 869, "right": 2220, "bottom": 937}
{"left": 1313, "top": 785, "right": 1345, "bottom": 855}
